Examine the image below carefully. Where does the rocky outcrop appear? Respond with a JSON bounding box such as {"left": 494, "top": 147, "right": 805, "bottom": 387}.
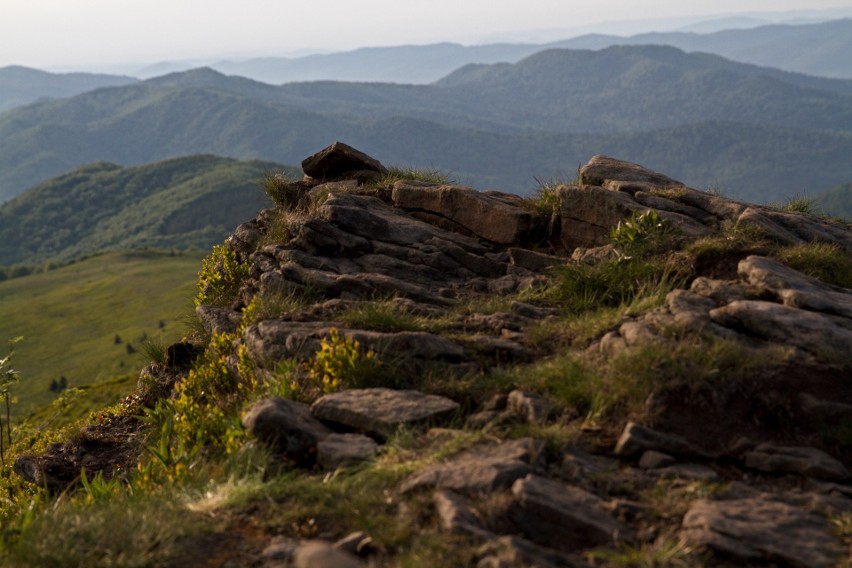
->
{"left": 15, "top": 145, "right": 852, "bottom": 567}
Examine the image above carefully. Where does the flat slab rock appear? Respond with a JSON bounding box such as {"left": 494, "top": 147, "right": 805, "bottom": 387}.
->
{"left": 681, "top": 497, "right": 843, "bottom": 567}
{"left": 400, "top": 438, "right": 543, "bottom": 495}
{"left": 614, "top": 422, "right": 710, "bottom": 460}
{"left": 310, "top": 388, "right": 459, "bottom": 438}
{"left": 509, "top": 474, "right": 631, "bottom": 553}
{"left": 316, "top": 433, "right": 378, "bottom": 470}
{"left": 744, "top": 443, "right": 851, "bottom": 481}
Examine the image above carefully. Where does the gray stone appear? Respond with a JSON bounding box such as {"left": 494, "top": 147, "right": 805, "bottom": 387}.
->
{"left": 709, "top": 299, "right": 852, "bottom": 357}
{"left": 508, "top": 247, "right": 564, "bottom": 271}
{"left": 301, "top": 141, "right": 386, "bottom": 180}
{"left": 401, "top": 438, "right": 543, "bottom": 494}
{"left": 242, "top": 397, "right": 333, "bottom": 460}
{"left": 739, "top": 255, "right": 852, "bottom": 318}
{"left": 507, "top": 390, "right": 553, "bottom": 424}
{"left": 638, "top": 450, "right": 675, "bottom": 470}
{"left": 557, "top": 185, "right": 644, "bottom": 249}
{"left": 261, "top": 536, "right": 301, "bottom": 563}
{"left": 392, "top": 182, "right": 537, "bottom": 245}
{"left": 196, "top": 304, "right": 243, "bottom": 335}
{"left": 579, "top": 155, "right": 684, "bottom": 190}
{"left": 333, "top": 532, "right": 373, "bottom": 556}
{"left": 293, "top": 540, "right": 367, "bottom": 568}
{"left": 570, "top": 243, "right": 619, "bottom": 264}
{"left": 434, "top": 489, "right": 493, "bottom": 539}
{"left": 657, "top": 463, "right": 719, "bottom": 482}
{"left": 476, "top": 535, "right": 589, "bottom": 568}
{"left": 311, "top": 388, "right": 460, "bottom": 438}
{"left": 561, "top": 449, "right": 619, "bottom": 481}
{"left": 316, "top": 433, "right": 379, "bottom": 469}
{"left": 681, "top": 497, "right": 843, "bottom": 568}
{"left": 744, "top": 443, "right": 851, "bottom": 481}
{"left": 509, "top": 474, "right": 631, "bottom": 552}
{"left": 614, "top": 422, "right": 709, "bottom": 460}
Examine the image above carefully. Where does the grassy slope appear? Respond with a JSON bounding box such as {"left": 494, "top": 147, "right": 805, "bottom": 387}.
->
{"left": 0, "top": 155, "right": 293, "bottom": 265}
{"left": 0, "top": 249, "right": 204, "bottom": 417}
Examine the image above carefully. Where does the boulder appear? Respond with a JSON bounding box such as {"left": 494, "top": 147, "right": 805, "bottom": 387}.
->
{"left": 311, "top": 388, "right": 459, "bottom": 438}
{"left": 681, "top": 497, "right": 843, "bottom": 567}
{"left": 614, "top": 422, "right": 710, "bottom": 460}
{"left": 744, "top": 443, "right": 851, "bottom": 481}
{"left": 293, "top": 540, "right": 367, "bottom": 568}
{"left": 392, "top": 182, "right": 538, "bottom": 245}
{"left": 476, "top": 535, "right": 589, "bottom": 568}
{"left": 316, "top": 433, "right": 379, "bottom": 469}
{"left": 509, "top": 474, "right": 631, "bottom": 552}
{"left": 434, "top": 489, "right": 493, "bottom": 539}
{"left": 301, "top": 141, "right": 386, "bottom": 181}
{"left": 579, "top": 155, "right": 684, "bottom": 190}
{"left": 242, "top": 397, "right": 333, "bottom": 461}
{"left": 401, "top": 438, "right": 543, "bottom": 494}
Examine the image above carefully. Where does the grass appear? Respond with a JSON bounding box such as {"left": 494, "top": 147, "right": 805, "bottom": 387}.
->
{"left": 370, "top": 166, "right": 452, "bottom": 189}
{"left": 774, "top": 194, "right": 819, "bottom": 215}
{"left": 0, "top": 250, "right": 204, "bottom": 418}
{"left": 776, "top": 242, "right": 852, "bottom": 288}
{"left": 338, "top": 300, "right": 430, "bottom": 333}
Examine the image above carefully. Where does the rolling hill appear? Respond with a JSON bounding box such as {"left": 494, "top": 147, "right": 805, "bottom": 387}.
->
{"left": 0, "top": 46, "right": 850, "bottom": 210}
{"left": 136, "top": 19, "right": 852, "bottom": 85}
{"left": 0, "top": 155, "right": 295, "bottom": 265}
{"left": 0, "top": 65, "right": 137, "bottom": 113}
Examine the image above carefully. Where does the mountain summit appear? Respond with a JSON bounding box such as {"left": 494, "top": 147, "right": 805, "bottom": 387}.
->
{"left": 5, "top": 144, "right": 851, "bottom": 566}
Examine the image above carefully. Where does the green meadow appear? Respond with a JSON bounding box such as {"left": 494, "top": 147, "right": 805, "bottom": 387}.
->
{"left": 0, "top": 249, "right": 205, "bottom": 419}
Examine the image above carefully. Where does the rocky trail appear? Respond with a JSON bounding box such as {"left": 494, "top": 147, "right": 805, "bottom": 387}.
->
{"left": 12, "top": 143, "right": 852, "bottom": 566}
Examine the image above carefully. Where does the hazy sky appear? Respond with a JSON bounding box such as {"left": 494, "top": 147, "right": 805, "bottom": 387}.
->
{"left": 3, "top": 0, "right": 852, "bottom": 69}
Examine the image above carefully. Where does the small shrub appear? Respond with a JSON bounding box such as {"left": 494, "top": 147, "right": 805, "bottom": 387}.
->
{"left": 307, "top": 328, "right": 382, "bottom": 393}
{"left": 610, "top": 210, "right": 670, "bottom": 258}
{"left": 141, "top": 338, "right": 167, "bottom": 366}
{"left": 261, "top": 171, "right": 305, "bottom": 209}
{"left": 195, "top": 245, "right": 251, "bottom": 307}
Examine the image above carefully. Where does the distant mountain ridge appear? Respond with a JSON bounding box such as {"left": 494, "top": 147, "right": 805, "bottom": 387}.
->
{"left": 0, "top": 155, "right": 293, "bottom": 265}
{"left": 122, "top": 18, "right": 852, "bottom": 84}
{"left": 0, "top": 45, "right": 850, "bottom": 211}
{"left": 0, "top": 65, "right": 137, "bottom": 113}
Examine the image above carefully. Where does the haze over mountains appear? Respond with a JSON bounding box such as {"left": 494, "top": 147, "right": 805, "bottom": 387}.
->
{"left": 1, "top": 41, "right": 851, "bottom": 210}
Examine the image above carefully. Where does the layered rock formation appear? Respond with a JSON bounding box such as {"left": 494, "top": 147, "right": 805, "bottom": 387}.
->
{"left": 15, "top": 144, "right": 852, "bottom": 566}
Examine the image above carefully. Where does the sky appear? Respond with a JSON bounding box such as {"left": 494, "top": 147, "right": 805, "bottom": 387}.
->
{"left": 2, "top": 0, "right": 852, "bottom": 70}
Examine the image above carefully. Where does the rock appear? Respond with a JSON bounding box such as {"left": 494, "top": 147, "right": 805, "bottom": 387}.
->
{"left": 738, "top": 255, "right": 852, "bottom": 318}
{"left": 196, "top": 304, "right": 243, "bottom": 335}
{"left": 316, "top": 433, "right": 379, "bottom": 469}
{"left": 434, "top": 489, "right": 493, "bottom": 539}
{"left": 579, "top": 155, "right": 685, "bottom": 191}
{"left": 744, "top": 443, "right": 851, "bottom": 481}
{"left": 638, "top": 450, "right": 675, "bottom": 470}
{"left": 226, "top": 219, "right": 262, "bottom": 257}
{"left": 392, "top": 182, "right": 538, "bottom": 245}
{"left": 333, "top": 532, "right": 373, "bottom": 557}
{"left": 561, "top": 449, "right": 619, "bottom": 481}
{"left": 657, "top": 464, "right": 719, "bottom": 482}
{"left": 507, "top": 390, "right": 553, "bottom": 424}
{"left": 242, "top": 397, "right": 333, "bottom": 461}
{"left": 570, "top": 244, "right": 619, "bottom": 264}
{"left": 476, "top": 535, "right": 588, "bottom": 568}
{"left": 509, "top": 474, "right": 631, "bottom": 552}
{"left": 709, "top": 299, "right": 852, "bottom": 357}
{"left": 557, "top": 185, "right": 644, "bottom": 249}
{"left": 401, "top": 438, "right": 543, "bottom": 494}
{"left": 681, "top": 497, "right": 843, "bottom": 568}
{"left": 614, "top": 422, "right": 710, "bottom": 460}
{"left": 293, "top": 540, "right": 367, "bottom": 568}
{"left": 301, "top": 141, "right": 386, "bottom": 181}
{"left": 261, "top": 536, "right": 301, "bottom": 563}
{"left": 311, "top": 388, "right": 460, "bottom": 438}
{"left": 737, "top": 208, "right": 804, "bottom": 246}
{"left": 508, "top": 247, "right": 564, "bottom": 271}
